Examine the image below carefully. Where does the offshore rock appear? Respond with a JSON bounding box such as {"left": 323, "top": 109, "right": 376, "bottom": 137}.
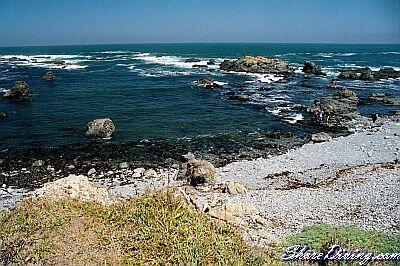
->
{"left": 42, "top": 71, "right": 55, "bottom": 81}
{"left": 2, "top": 81, "right": 32, "bottom": 100}
{"left": 85, "top": 118, "right": 116, "bottom": 138}
{"left": 220, "top": 55, "right": 293, "bottom": 75}
{"left": 302, "top": 61, "right": 326, "bottom": 75}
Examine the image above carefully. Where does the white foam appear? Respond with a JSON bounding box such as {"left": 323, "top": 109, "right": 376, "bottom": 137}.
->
{"left": 285, "top": 113, "right": 304, "bottom": 124}
{"left": 0, "top": 54, "right": 87, "bottom": 70}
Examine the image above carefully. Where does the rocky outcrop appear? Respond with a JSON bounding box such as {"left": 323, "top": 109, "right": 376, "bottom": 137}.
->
{"left": 338, "top": 70, "right": 359, "bottom": 80}
{"left": 311, "top": 132, "right": 332, "bottom": 143}
{"left": 207, "top": 59, "right": 215, "bottom": 65}
{"left": 185, "top": 58, "right": 201, "bottom": 63}
{"left": 224, "top": 181, "right": 247, "bottom": 195}
{"left": 33, "top": 174, "right": 117, "bottom": 205}
{"left": 302, "top": 61, "right": 326, "bottom": 75}
{"left": 179, "top": 152, "right": 215, "bottom": 186}
{"left": 373, "top": 67, "right": 400, "bottom": 79}
{"left": 338, "top": 67, "right": 400, "bottom": 80}
{"left": 85, "top": 118, "right": 116, "bottom": 138}
{"left": 2, "top": 81, "right": 32, "bottom": 100}
{"left": 310, "top": 87, "right": 359, "bottom": 123}
{"left": 359, "top": 93, "right": 400, "bottom": 106}
{"left": 196, "top": 77, "right": 223, "bottom": 89}
{"left": 220, "top": 55, "right": 293, "bottom": 75}
{"left": 42, "top": 71, "right": 55, "bottom": 80}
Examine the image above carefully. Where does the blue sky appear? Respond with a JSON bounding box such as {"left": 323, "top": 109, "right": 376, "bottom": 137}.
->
{"left": 0, "top": 0, "right": 399, "bottom": 46}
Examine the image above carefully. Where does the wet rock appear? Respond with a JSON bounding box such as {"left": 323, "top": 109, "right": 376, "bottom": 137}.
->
{"left": 185, "top": 58, "right": 201, "bottom": 63}
{"left": 338, "top": 71, "right": 359, "bottom": 80}
{"left": 302, "top": 61, "right": 326, "bottom": 75}
{"left": 85, "top": 118, "right": 115, "bottom": 138}
{"left": 192, "top": 64, "right": 208, "bottom": 68}
{"left": 310, "top": 87, "right": 359, "bottom": 124}
{"left": 220, "top": 55, "right": 293, "bottom": 75}
{"left": 227, "top": 94, "right": 250, "bottom": 102}
{"left": 256, "top": 87, "right": 273, "bottom": 92}
{"left": 373, "top": 67, "right": 400, "bottom": 80}
{"left": 32, "top": 160, "right": 45, "bottom": 167}
{"left": 358, "top": 68, "right": 375, "bottom": 81}
{"left": 224, "top": 181, "right": 247, "bottom": 195}
{"left": 359, "top": 93, "right": 400, "bottom": 106}
{"left": 179, "top": 152, "right": 215, "bottom": 186}
{"left": 2, "top": 81, "right": 32, "bottom": 100}
{"left": 42, "top": 71, "right": 55, "bottom": 81}
{"left": 311, "top": 132, "right": 332, "bottom": 143}
{"left": 196, "top": 77, "right": 223, "bottom": 89}
{"left": 207, "top": 59, "right": 215, "bottom": 65}
{"left": 0, "top": 112, "right": 6, "bottom": 119}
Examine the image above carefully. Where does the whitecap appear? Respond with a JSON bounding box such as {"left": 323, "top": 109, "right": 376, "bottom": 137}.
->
{"left": 284, "top": 113, "right": 304, "bottom": 124}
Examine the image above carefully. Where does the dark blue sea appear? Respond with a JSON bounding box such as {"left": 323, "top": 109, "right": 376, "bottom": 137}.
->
{"left": 0, "top": 43, "right": 399, "bottom": 151}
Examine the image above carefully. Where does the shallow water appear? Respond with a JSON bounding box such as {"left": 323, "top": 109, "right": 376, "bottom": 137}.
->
{"left": 0, "top": 43, "right": 399, "bottom": 149}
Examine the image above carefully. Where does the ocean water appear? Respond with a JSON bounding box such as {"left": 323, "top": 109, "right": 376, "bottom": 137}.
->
{"left": 0, "top": 43, "right": 399, "bottom": 150}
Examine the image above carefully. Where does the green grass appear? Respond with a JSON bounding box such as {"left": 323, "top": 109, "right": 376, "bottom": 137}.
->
{"left": 0, "top": 189, "right": 279, "bottom": 265}
{"left": 284, "top": 223, "right": 400, "bottom": 253}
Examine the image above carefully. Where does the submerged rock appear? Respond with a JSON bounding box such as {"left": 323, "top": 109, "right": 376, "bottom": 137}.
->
{"left": 2, "top": 81, "right": 32, "bottom": 100}
{"left": 302, "top": 61, "right": 326, "bottom": 76}
{"left": 220, "top": 55, "right": 293, "bottom": 75}
{"left": 227, "top": 94, "right": 250, "bottom": 102}
{"left": 85, "top": 118, "right": 116, "bottom": 138}
{"left": 185, "top": 58, "right": 201, "bottom": 63}
{"left": 179, "top": 152, "right": 215, "bottom": 186}
{"left": 42, "top": 71, "right": 55, "bottom": 81}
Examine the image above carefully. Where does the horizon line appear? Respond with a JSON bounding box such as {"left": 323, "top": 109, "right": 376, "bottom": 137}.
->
{"left": 1, "top": 41, "right": 399, "bottom": 48}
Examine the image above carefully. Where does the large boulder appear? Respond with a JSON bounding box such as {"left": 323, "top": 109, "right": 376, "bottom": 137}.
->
{"left": 338, "top": 71, "right": 359, "bottom": 80}
{"left": 311, "top": 87, "right": 359, "bottom": 123}
{"left": 42, "top": 71, "right": 55, "bottom": 81}
{"left": 196, "top": 77, "right": 223, "bottom": 89}
{"left": 358, "top": 68, "right": 375, "bottom": 81}
{"left": 220, "top": 55, "right": 293, "bottom": 75}
{"left": 2, "top": 81, "right": 32, "bottom": 100}
{"left": 302, "top": 61, "right": 326, "bottom": 75}
{"left": 179, "top": 152, "right": 215, "bottom": 186}
{"left": 85, "top": 118, "right": 116, "bottom": 138}
{"left": 373, "top": 67, "right": 400, "bottom": 80}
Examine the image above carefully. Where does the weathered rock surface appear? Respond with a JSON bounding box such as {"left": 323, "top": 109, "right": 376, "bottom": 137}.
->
{"left": 313, "top": 88, "right": 359, "bottom": 120}
{"left": 338, "top": 67, "right": 400, "bottom": 80}
{"left": 224, "top": 181, "right": 247, "bottom": 195}
{"left": 33, "top": 174, "right": 117, "bottom": 205}
{"left": 302, "top": 61, "right": 326, "bottom": 75}
{"left": 220, "top": 55, "right": 293, "bottom": 75}
{"left": 179, "top": 152, "right": 215, "bottom": 186}
{"left": 2, "top": 81, "right": 32, "bottom": 100}
{"left": 85, "top": 118, "right": 116, "bottom": 138}
{"left": 311, "top": 132, "right": 332, "bottom": 143}
{"left": 42, "top": 71, "right": 55, "bottom": 80}
{"left": 359, "top": 93, "right": 400, "bottom": 106}
{"left": 196, "top": 77, "right": 222, "bottom": 89}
